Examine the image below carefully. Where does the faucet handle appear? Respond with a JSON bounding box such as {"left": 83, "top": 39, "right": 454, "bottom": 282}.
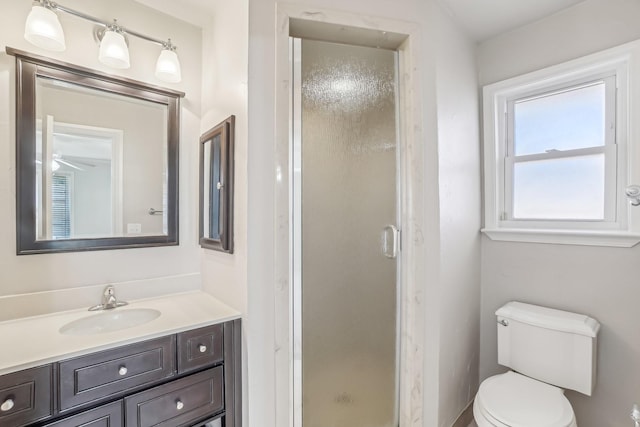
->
{"left": 101, "top": 285, "right": 127, "bottom": 309}
{"left": 88, "top": 285, "right": 128, "bottom": 311}
{"left": 102, "top": 285, "right": 116, "bottom": 306}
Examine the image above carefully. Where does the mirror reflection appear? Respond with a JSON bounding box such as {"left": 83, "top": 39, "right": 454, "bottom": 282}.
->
{"left": 35, "top": 78, "right": 168, "bottom": 240}
{"left": 202, "top": 131, "right": 221, "bottom": 240}
{"left": 10, "top": 47, "right": 181, "bottom": 254}
{"left": 199, "top": 116, "right": 234, "bottom": 253}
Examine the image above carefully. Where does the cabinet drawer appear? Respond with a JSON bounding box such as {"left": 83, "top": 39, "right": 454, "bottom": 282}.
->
{"left": 178, "top": 324, "right": 224, "bottom": 373}
{"left": 0, "top": 365, "right": 53, "bottom": 426}
{"left": 59, "top": 335, "right": 176, "bottom": 412}
{"left": 43, "top": 401, "right": 123, "bottom": 427}
{"left": 177, "top": 324, "right": 224, "bottom": 374}
{"left": 124, "top": 366, "right": 224, "bottom": 427}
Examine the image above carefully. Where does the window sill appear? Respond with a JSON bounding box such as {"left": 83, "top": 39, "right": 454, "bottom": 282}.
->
{"left": 481, "top": 228, "right": 640, "bottom": 247}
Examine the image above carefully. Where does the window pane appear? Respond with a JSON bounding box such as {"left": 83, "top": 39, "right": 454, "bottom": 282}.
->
{"left": 51, "top": 174, "right": 71, "bottom": 239}
{"left": 512, "top": 154, "right": 605, "bottom": 220}
{"left": 514, "top": 82, "right": 605, "bottom": 156}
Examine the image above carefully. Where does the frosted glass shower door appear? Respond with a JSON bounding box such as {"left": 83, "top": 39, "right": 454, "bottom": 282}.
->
{"left": 293, "top": 38, "right": 399, "bottom": 427}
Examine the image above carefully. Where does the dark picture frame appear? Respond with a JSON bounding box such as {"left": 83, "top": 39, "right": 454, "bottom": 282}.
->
{"left": 199, "top": 116, "right": 235, "bottom": 253}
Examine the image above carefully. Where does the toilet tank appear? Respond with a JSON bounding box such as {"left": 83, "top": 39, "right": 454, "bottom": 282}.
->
{"left": 496, "top": 301, "right": 600, "bottom": 396}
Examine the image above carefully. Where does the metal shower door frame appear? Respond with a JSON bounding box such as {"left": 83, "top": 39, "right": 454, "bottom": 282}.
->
{"left": 289, "top": 36, "right": 403, "bottom": 427}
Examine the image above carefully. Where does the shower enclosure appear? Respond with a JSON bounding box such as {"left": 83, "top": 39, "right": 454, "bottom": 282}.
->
{"left": 291, "top": 38, "right": 400, "bottom": 427}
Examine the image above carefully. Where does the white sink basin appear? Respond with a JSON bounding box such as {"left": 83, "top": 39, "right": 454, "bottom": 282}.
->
{"left": 59, "top": 308, "right": 161, "bottom": 335}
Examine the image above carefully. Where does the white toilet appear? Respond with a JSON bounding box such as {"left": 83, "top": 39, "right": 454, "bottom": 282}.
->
{"left": 474, "top": 301, "right": 600, "bottom": 427}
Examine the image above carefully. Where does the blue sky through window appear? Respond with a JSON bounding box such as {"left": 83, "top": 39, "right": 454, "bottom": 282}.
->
{"left": 512, "top": 82, "right": 607, "bottom": 220}
{"left": 513, "top": 155, "right": 605, "bottom": 219}
{"left": 514, "top": 82, "right": 605, "bottom": 156}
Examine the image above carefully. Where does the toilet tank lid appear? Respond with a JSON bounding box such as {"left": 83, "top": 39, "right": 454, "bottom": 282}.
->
{"left": 496, "top": 302, "right": 601, "bottom": 337}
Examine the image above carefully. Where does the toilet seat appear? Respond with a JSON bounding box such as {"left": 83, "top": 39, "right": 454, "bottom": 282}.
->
{"left": 474, "top": 398, "right": 510, "bottom": 427}
{"left": 474, "top": 371, "right": 576, "bottom": 427}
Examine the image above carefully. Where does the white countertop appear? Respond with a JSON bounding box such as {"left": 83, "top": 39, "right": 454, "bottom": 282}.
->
{"left": 0, "top": 291, "right": 241, "bottom": 376}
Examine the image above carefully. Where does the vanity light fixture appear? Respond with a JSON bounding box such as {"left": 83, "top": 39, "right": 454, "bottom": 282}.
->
{"left": 155, "top": 40, "right": 181, "bottom": 83}
{"left": 23, "top": 0, "right": 182, "bottom": 83}
{"left": 98, "top": 21, "right": 130, "bottom": 69}
{"left": 24, "top": 1, "right": 66, "bottom": 52}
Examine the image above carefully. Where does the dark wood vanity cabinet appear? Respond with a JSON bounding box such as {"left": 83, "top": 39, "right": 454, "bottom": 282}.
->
{"left": 0, "top": 365, "right": 53, "bottom": 426}
{"left": 43, "top": 401, "right": 123, "bottom": 427}
{"left": 0, "top": 319, "right": 241, "bottom": 427}
{"left": 58, "top": 335, "right": 176, "bottom": 413}
{"left": 124, "top": 366, "right": 224, "bottom": 427}
{"left": 177, "top": 324, "right": 224, "bottom": 374}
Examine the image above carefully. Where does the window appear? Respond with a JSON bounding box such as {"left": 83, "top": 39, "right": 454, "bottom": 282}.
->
{"left": 51, "top": 172, "right": 73, "bottom": 239}
{"left": 482, "top": 49, "right": 640, "bottom": 247}
{"left": 507, "top": 77, "right": 615, "bottom": 222}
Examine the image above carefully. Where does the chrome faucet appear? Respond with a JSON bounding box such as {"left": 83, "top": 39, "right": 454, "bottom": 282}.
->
{"left": 88, "top": 285, "right": 128, "bottom": 311}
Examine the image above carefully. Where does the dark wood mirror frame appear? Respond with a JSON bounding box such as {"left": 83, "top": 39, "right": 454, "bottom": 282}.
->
{"left": 199, "top": 116, "right": 235, "bottom": 253}
{"left": 8, "top": 47, "right": 184, "bottom": 254}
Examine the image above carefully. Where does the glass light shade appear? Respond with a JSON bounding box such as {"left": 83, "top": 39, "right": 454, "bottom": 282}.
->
{"left": 155, "top": 49, "right": 182, "bottom": 83}
{"left": 98, "top": 30, "right": 130, "bottom": 69}
{"left": 24, "top": 5, "right": 66, "bottom": 52}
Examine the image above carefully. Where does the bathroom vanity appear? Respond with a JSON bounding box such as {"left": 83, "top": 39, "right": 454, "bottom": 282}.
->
{"left": 0, "top": 292, "right": 241, "bottom": 427}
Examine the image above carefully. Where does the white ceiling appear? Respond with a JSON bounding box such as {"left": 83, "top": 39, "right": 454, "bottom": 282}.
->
{"left": 133, "top": 0, "right": 215, "bottom": 28}
{"left": 136, "top": 0, "right": 587, "bottom": 42}
{"left": 437, "top": 0, "right": 587, "bottom": 41}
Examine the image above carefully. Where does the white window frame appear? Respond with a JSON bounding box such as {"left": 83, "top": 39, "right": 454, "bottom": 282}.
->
{"left": 504, "top": 74, "right": 617, "bottom": 227}
{"left": 482, "top": 47, "right": 640, "bottom": 247}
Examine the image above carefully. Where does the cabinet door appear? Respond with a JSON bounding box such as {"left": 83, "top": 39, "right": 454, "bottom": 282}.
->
{"left": 43, "top": 401, "right": 123, "bottom": 427}
{"left": 124, "top": 366, "right": 224, "bottom": 427}
{"left": 0, "top": 365, "right": 53, "bottom": 426}
{"left": 58, "top": 335, "right": 175, "bottom": 412}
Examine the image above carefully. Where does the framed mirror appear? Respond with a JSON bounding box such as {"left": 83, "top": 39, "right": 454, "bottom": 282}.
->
{"left": 9, "top": 47, "right": 183, "bottom": 254}
{"left": 199, "top": 116, "right": 235, "bottom": 253}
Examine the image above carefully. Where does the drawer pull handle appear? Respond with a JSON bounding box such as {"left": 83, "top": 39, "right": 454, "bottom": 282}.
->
{"left": 118, "top": 366, "right": 128, "bottom": 376}
{"left": 1, "top": 398, "right": 14, "bottom": 412}
{"left": 176, "top": 400, "right": 184, "bottom": 410}
{"left": 198, "top": 344, "right": 207, "bottom": 353}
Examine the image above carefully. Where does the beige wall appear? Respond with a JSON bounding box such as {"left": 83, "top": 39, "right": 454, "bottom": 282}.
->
{"left": 197, "top": 0, "right": 249, "bottom": 424}
{"left": 478, "top": 1, "right": 640, "bottom": 425}
{"left": 477, "top": 0, "right": 640, "bottom": 86}
{"left": 199, "top": 0, "right": 248, "bottom": 315}
{"left": 0, "top": 0, "right": 202, "bottom": 299}
{"left": 435, "top": 9, "right": 481, "bottom": 426}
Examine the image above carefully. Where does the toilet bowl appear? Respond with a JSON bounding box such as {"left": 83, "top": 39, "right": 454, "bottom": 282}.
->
{"left": 473, "top": 371, "right": 576, "bottom": 427}
{"left": 473, "top": 302, "right": 600, "bottom": 427}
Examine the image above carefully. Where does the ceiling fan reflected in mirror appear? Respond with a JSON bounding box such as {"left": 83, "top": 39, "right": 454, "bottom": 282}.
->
{"left": 53, "top": 153, "right": 95, "bottom": 171}
{"left": 36, "top": 153, "right": 97, "bottom": 172}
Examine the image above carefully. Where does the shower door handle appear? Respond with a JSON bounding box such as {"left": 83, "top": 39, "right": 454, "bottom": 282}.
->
{"left": 382, "top": 225, "right": 400, "bottom": 259}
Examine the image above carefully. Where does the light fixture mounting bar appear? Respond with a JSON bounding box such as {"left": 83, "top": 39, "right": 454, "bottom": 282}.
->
{"left": 46, "top": 1, "right": 170, "bottom": 48}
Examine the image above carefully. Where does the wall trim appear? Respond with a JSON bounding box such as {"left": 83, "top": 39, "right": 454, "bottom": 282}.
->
{"left": 273, "top": 3, "right": 426, "bottom": 427}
